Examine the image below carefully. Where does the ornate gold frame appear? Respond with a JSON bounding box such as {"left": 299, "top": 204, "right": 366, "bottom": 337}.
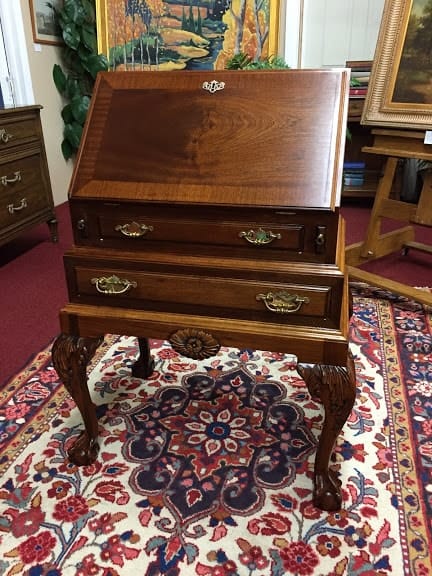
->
{"left": 362, "top": 0, "right": 432, "bottom": 129}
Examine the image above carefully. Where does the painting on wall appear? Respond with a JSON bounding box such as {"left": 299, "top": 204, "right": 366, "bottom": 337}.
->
{"left": 29, "top": 0, "right": 63, "bottom": 45}
{"left": 362, "top": 0, "right": 432, "bottom": 129}
{"left": 96, "top": 0, "right": 280, "bottom": 71}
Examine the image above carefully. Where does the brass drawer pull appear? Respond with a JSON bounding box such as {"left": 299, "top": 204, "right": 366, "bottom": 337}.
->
{"left": 91, "top": 274, "right": 137, "bottom": 295}
{"left": 1, "top": 171, "right": 21, "bottom": 186}
{"left": 239, "top": 228, "right": 281, "bottom": 245}
{"left": 0, "top": 128, "right": 13, "bottom": 143}
{"left": 115, "top": 221, "right": 154, "bottom": 237}
{"left": 7, "top": 198, "right": 27, "bottom": 214}
{"left": 256, "top": 291, "right": 309, "bottom": 314}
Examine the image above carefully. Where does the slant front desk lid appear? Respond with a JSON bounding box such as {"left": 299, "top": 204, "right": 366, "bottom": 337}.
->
{"left": 70, "top": 69, "right": 349, "bottom": 210}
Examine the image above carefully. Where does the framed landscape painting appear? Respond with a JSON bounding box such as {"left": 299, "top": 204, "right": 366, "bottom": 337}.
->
{"left": 362, "top": 0, "right": 432, "bottom": 129}
{"left": 96, "top": 0, "right": 280, "bottom": 71}
{"left": 29, "top": 0, "right": 63, "bottom": 45}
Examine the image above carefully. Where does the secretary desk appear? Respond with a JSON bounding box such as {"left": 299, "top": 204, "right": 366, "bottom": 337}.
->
{"left": 52, "top": 70, "right": 356, "bottom": 511}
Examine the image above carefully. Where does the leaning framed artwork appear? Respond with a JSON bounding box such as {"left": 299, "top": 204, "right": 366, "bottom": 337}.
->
{"left": 362, "top": 0, "right": 432, "bottom": 130}
{"left": 29, "top": 0, "right": 63, "bottom": 45}
{"left": 96, "top": 0, "right": 280, "bottom": 71}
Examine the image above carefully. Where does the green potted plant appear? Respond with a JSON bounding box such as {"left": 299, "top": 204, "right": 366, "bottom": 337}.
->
{"left": 226, "top": 52, "right": 290, "bottom": 70}
{"left": 49, "top": 0, "right": 109, "bottom": 160}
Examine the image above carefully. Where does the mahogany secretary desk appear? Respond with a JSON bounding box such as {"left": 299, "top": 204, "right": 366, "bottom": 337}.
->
{"left": 52, "top": 70, "right": 356, "bottom": 511}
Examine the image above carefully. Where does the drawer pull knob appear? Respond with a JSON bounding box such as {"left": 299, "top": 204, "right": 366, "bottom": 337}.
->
{"left": 0, "top": 128, "right": 13, "bottom": 143}
{"left": 91, "top": 274, "right": 137, "bottom": 295}
{"left": 239, "top": 228, "right": 281, "bottom": 245}
{"left": 115, "top": 221, "right": 154, "bottom": 237}
{"left": 256, "top": 291, "right": 309, "bottom": 314}
{"left": 1, "top": 171, "right": 21, "bottom": 186}
{"left": 7, "top": 198, "right": 27, "bottom": 214}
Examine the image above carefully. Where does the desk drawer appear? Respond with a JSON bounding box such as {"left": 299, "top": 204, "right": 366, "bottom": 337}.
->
{"left": 64, "top": 254, "right": 344, "bottom": 329}
{"left": 70, "top": 201, "right": 339, "bottom": 264}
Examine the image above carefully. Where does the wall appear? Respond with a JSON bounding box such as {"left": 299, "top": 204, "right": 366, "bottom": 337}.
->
{"left": 300, "top": 0, "right": 385, "bottom": 68}
{"left": 20, "top": 0, "right": 73, "bottom": 207}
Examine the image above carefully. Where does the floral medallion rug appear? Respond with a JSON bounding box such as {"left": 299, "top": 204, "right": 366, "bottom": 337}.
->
{"left": 0, "top": 284, "right": 431, "bottom": 576}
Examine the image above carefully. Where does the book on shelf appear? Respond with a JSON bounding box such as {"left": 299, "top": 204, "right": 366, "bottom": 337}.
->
{"left": 350, "top": 73, "right": 370, "bottom": 85}
{"left": 349, "top": 87, "right": 368, "bottom": 97}
{"left": 343, "top": 160, "right": 366, "bottom": 186}
{"left": 350, "top": 70, "right": 370, "bottom": 77}
{"left": 344, "top": 176, "right": 365, "bottom": 187}
{"left": 343, "top": 173, "right": 365, "bottom": 185}
{"left": 343, "top": 161, "right": 366, "bottom": 170}
{"left": 346, "top": 60, "right": 372, "bottom": 72}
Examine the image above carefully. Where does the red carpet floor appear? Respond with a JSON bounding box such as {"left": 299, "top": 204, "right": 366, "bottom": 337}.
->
{"left": 0, "top": 204, "right": 71, "bottom": 387}
{"left": 342, "top": 200, "right": 432, "bottom": 286}
{"left": 1, "top": 200, "right": 431, "bottom": 386}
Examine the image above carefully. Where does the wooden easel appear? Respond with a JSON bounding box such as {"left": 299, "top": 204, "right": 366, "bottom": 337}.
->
{"left": 346, "top": 128, "right": 432, "bottom": 306}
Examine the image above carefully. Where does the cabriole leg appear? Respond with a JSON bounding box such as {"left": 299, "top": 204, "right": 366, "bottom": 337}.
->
{"left": 52, "top": 333, "right": 103, "bottom": 465}
{"left": 297, "top": 351, "right": 356, "bottom": 511}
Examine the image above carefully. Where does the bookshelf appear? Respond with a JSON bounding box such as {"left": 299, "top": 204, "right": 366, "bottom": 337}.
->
{"left": 343, "top": 60, "right": 386, "bottom": 199}
{"left": 343, "top": 97, "right": 385, "bottom": 199}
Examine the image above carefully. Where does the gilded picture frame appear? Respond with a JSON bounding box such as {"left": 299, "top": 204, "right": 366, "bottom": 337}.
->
{"left": 29, "top": 0, "right": 63, "bottom": 46}
{"left": 362, "top": 0, "right": 432, "bottom": 130}
{"left": 96, "top": 0, "right": 280, "bottom": 72}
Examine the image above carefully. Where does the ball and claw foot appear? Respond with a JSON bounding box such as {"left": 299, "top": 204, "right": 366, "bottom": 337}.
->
{"left": 313, "top": 469, "right": 342, "bottom": 511}
{"left": 67, "top": 432, "right": 100, "bottom": 466}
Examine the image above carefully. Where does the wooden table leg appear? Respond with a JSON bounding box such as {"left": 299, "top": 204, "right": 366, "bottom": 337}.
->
{"left": 47, "top": 215, "right": 58, "bottom": 243}
{"left": 346, "top": 156, "right": 416, "bottom": 267}
{"left": 411, "top": 170, "right": 432, "bottom": 226}
{"left": 359, "top": 156, "right": 398, "bottom": 258}
{"left": 131, "top": 337, "right": 155, "bottom": 378}
{"left": 297, "top": 351, "right": 356, "bottom": 511}
{"left": 52, "top": 334, "right": 156, "bottom": 465}
{"left": 52, "top": 334, "right": 103, "bottom": 465}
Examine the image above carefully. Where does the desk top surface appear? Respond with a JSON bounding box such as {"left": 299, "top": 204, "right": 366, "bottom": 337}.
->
{"left": 70, "top": 69, "right": 349, "bottom": 210}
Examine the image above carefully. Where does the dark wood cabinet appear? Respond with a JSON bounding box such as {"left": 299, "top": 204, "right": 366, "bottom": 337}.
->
{"left": 52, "top": 70, "right": 356, "bottom": 511}
{"left": 0, "top": 105, "right": 57, "bottom": 246}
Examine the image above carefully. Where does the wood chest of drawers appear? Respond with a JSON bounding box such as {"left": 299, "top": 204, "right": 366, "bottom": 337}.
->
{"left": 52, "top": 70, "right": 356, "bottom": 511}
{"left": 0, "top": 106, "right": 57, "bottom": 247}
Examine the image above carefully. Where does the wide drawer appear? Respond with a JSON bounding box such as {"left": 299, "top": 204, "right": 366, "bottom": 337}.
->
{"left": 0, "top": 151, "right": 50, "bottom": 228}
{"left": 69, "top": 201, "right": 339, "bottom": 264}
{"left": 0, "top": 112, "right": 40, "bottom": 152}
{"left": 64, "top": 251, "right": 344, "bottom": 329}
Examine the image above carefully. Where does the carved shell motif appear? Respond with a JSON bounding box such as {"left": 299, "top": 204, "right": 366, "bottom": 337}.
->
{"left": 169, "top": 328, "right": 220, "bottom": 360}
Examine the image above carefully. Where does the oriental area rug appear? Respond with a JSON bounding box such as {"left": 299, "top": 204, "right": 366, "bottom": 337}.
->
{"left": 0, "top": 285, "right": 431, "bottom": 576}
